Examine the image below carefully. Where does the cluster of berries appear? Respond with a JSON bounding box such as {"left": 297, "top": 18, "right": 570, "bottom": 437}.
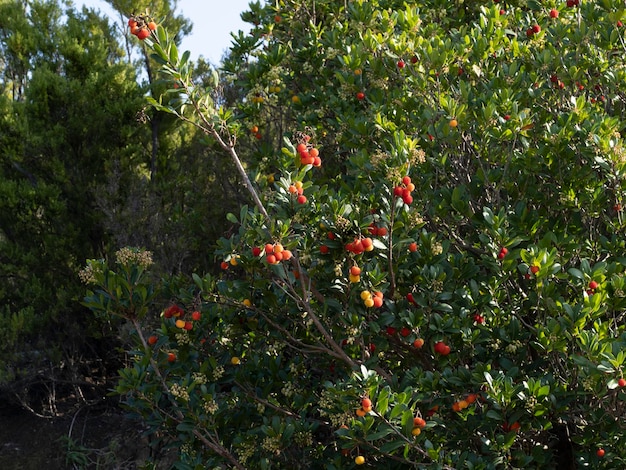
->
{"left": 411, "top": 416, "right": 426, "bottom": 436}
{"left": 452, "top": 393, "right": 478, "bottom": 412}
{"left": 288, "top": 181, "right": 307, "bottom": 204}
{"left": 349, "top": 265, "right": 361, "bottom": 283}
{"left": 497, "top": 246, "right": 508, "bottom": 259}
{"left": 360, "top": 290, "right": 383, "bottom": 308}
{"left": 367, "top": 223, "right": 388, "bottom": 237}
{"left": 255, "top": 242, "right": 293, "bottom": 265}
{"left": 296, "top": 139, "right": 321, "bottom": 167}
{"left": 525, "top": 24, "right": 541, "bottom": 38}
{"left": 159, "top": 304, "right": 202, "bottom": 332}
{"left": 434, "top": 340, "right": 451, "bottom": 356}
{"left": 393, "top": 175, "right": 415, "bottom": 205}
{"left": 128, "top": 16, "right": 156, "bottom": 40}
{"left": 345, "top": 237, "right": 374, "bottom": 254}
{"left": 356, "top": 397, "right": 372, "bottom": 417}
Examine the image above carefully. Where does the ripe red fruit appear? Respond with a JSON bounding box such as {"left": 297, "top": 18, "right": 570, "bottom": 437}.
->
{"left": 252, "top": 246, "right": 262, "bottom": 257}
{"left": 167, "top": 352, "right": 176, "bottom": 362}
{"left": 148, "top": 335, "right": 158, "bottom": 346}
{"left": 386, "top": 326, "right": 397, "bottom": 336}
{"left": 589, "top": 280, "right": 599, "bottom": 290}
{"left": 372, "top": 296, "right": 383, "bottom": 308}
{"left": 148, "top": 21, "right": 157, "bottom": 31}
{"left": 400, "top": 327, "right": 411, "bottom": 337}
{"left": 408, "top": 242, "right": 418, "bottom": 252}
{"left": 361, "top": 397, "right": 372, "bottom": 410}
{"left": 220, "top": 261, "right": 229, "bottom": 270}
{"left": 531, "top": 24, "right": 541, "bottom": 34}
{"left": 550, "top": 74, "right": 559, "bottom": 83}
{"left": 136, "top": 28, "right": 150, "bottom": 40}
{"left": 128, "top": 17, "right": 137, "bottom": 27}
{"left": 403, "top": 194, "right": 413, "bottom": 205}
{"left": 297, "top": 194, "right": 307, "bottom": 204}
{"left": 309, "top": 147, "right": 319, "bottom": 159}
{"left": 617, "top": 21, "right": 623, "bottom": 27}
{"left": 191, "top": 311, "right": 201, "bottom": 321}
{"left": 296, "top": 143, "right": 307, "bottom": 153}
{"left": 618, "top": 378, "right": 626, "bottom": 387}
{"left": 407, "top": 293, "right": 416, "bottom": 305}
{"left": 503, "top": 114, "right": 510, "bottom": 121}
{"left": 497, "top": 252, "right": 506, "bottom": 260}
{"left": 549, "top": 9, "right": 559, "bottom": 18}
{"left": 266, "top": 254, "right": 277, "bottom": 264}
{"left": 530, "top": 265, "right": 540, "bottom": 275}
{"left": 402, "top": 175, "right": 412, "bottom": 186}
{"left": 397, "top": 60, "right": 405, "bottom": 69}
{"left": 434, "top": 341, "right": 446, "bottom": 354}
{"left": 413, "top": 417, "right": 426, "bottom": 428}
{"left": 393, "top": 186, "right": 404, "bottom": 197}
{"left": 320, "top": 244, "right": 330, "bottom": 254}
{"left": 411, "top": 56, "right": 418, "bottom": 64}
{"left": 184, "top": 321, "right": 193, "bottom": 331}
{"left": 356, "top": 92, "right": 365, "bottom": 101}
{"left": 596, "top": 448, "right": 605, "bottom": 458}
{"left": 282, "top": 250, "right": 293, "bottom": 261}
{"left": 350, "top": 266, "right": 361, "bottom": 276}
{"left": 265, "top": 243, "right": 275, "bottom": 254}
{"left": 413, "top": 338, "right": 424, "bottom": 348}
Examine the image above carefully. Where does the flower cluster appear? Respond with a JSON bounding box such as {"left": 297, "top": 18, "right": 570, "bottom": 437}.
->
{"left": 115, "top": 246, "right": 153, "bottom": 268}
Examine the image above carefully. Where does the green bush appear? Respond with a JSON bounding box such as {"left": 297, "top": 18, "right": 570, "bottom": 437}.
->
{"left": 85, "top": 1, "right": 626, "bottom": 468}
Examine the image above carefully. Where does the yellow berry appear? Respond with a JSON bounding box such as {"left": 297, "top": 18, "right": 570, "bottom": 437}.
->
{"left": 175, "top": 319, "right": 185, "bottom": 329}
{"left": 412, "top": 427, "right": 422, "bottom": 436}
{"left": 231, "top": 356, "right": 241, "bottom": 365}
{"left": 243, "top": 299, "right": 252, "bottom": 307}
{"left": 364, "top": 298, "right": 375, "bottom": 308}
{"left": 349, "top": 274, "right": 361, "bottom": 283}
{"left": 355, "top": 455, "right": 365, "bottom": 465}
{"left": 360, "top": 290, "right": 372, "bottom": 300}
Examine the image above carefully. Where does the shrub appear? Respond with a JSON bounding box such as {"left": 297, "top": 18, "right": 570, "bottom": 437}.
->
{"left": 84, "top": 2, "right": 626, "bottom": 468}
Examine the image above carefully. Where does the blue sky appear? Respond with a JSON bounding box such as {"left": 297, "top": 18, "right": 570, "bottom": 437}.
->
{"left": 78, "top": 0, "right": 252, "bottom": 64}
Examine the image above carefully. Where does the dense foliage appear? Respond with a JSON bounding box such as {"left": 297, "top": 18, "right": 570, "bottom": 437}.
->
{"left": 86, "top": 0, "right": 626, "bottom": 468}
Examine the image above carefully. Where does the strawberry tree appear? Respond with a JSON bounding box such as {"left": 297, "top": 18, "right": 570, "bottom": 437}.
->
{"left": 83, "top": 1, "right": 626, "bottom": 468}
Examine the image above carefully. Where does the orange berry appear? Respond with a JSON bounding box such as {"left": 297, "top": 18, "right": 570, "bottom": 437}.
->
{"left": 372, "top": 296, "right": 383, "bottom": 308}
{"left": 356, "top": 408, "right": 367, "bottom": 417}
{"left": 361, "top": 397, "right": 372, "bottom": 409}
{"left": 147, "top": 21, "right": 157, "bottom": 31}
{"left": 167, "top": 352, "right": 176, "bottom": 362}
{"left": 413, "top": 417, "right": 426, "bottom": 428}
{"left": 411, "top": 427, "right": 421, "bottom": 436}
{"left": 449, "top": 118, "right": 458, "bottom": 128}
{"left": 148, "top": 335, "right": 158, "bottom": 345}
{"left": 350, "top": 266, "right": 361, "bottom": 276}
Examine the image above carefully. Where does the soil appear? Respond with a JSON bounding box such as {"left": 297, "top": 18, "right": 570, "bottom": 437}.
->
{"left": 0, "top": 398, "right": 153, "bottom": 470}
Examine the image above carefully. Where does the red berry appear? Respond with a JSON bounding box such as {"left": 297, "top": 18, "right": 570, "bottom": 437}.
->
{"left": 532, "top": 24, "right": 541, "bottom": 34}
{"left": 408, "top": 242, "right": 418, "bottom": 252}
{"left": 191, "top": 311, "right": 201, "bottom": 321}
{"left": 148, "top": 335, "right": 158, "bottom": 346}
{"left": 361, "top": 397, "right": 372, "bottom": 409}
{"left": 413, "top": 338, "right": 424, "bottom": 348}
{"left": 400, "top": 327, "right": 411, "bottom": 337}
{"left": 372, "top": 296, "right": 383, "bottom": 308}
{"left": 265, "top": 243, "right": 275, "bottom": 254}
{"left": 407, "top": 293, "right": 416, "bottom": 305}
{"left": 136, "top": 28, "right": 150, "bottom": 40}
{"left": 411, "top": 56, "right": 418, "bottom": 64}
{"left": 356, "top": 92, "right": 365, "bottom": 101}
{"left": 413, "top": 417, "right": 426, "bottom": 428}
{"left": 618, "top": 378, "right": 626, "bottom": 387}
{"left": 252, "top": 246, "right": 262, "bottom": 257}
{"left": 184, "top": 321, "right": 193, "bottom": 331}
{"left": 266, "top": 254, "right": 277, "bottom": 264}
{"left": 503, "top": 114, "right": 510, "bottom": 121}
{"left": 402, "top": 175, "right": 412, "bottom": 186}
{"left": 434, "top": 341, "right": 447, "bottom": 354}
{"left": 350, "top": 266, "right": 361, "bottom": 276}
{"left": 386, "top": 326, "right": 397, "bottom": 336}
{"left": 589, "top": 280, "right": 599, "bottom": 290}
{"left": 297, "top": 194, "right": 307, "bottom": 204}
{"left": 497, "top": 252, "right": 506, "bottom": 260}
{"left": 549, "top": 9, "right": 559, "bottom": 18}
{"left": 167, "top": 352, "right": 176, "bottom": 362}
{"left": 500, "top": 247, "right": 508, "bottom": 255}
{"left": 220, "top": 261, "right": 229, "bottom": 270}
{"left": 596, "top": 448, "right": 605, "bottom": 458}
{"left": 320, "top": 244, "right": 330, "bottom": 254}
{"left": 397, "top": 60, "right": 405, "bottom": 69}
{"left": 530, "top": 265, "right": 540, "bottom": 275}
{"left": 403, "top": 194, "right": 413, "bottom": 205}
